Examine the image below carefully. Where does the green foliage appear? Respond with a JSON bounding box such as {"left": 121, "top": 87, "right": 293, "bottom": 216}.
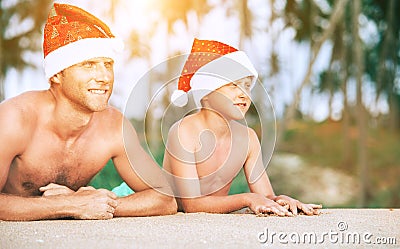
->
{"left": 89, "top": 160, "right": 123, "bottom": 191}
{"left": 228, "top": 169, "right": 250, "bottom": 195}
{"left": 1, "top": 0, "right": 53, "bottom": 74}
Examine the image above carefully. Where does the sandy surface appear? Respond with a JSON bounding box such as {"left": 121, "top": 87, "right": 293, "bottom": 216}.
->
{"left": 1, "top": 209, "right": 399, "bottom": 249}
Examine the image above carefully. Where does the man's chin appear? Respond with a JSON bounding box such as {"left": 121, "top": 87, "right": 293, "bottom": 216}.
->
{"left": 87, "top": 102, "right": 110, "bottom": 112}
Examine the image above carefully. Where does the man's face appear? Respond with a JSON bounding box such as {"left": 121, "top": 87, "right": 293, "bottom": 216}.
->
{"left": 56, "top": 57, "right": 114, "bottom": 112}
{"left": 204, "top": 77, "right": 252, "bottom": 120}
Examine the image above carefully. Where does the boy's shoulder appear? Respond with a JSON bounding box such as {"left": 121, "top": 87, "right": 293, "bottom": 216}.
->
{"left": 169, "top": 114, "right": 200, "bottom": 136}
{"left": 230, "top": 121, "right": 259, "bottom": 140}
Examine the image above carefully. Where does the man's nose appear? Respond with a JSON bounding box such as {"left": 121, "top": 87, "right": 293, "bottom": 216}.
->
{"left": 94, "top": 64, "right": 112, "bottom": 83}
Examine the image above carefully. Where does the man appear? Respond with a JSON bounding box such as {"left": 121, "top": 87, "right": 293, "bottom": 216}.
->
{"left": 0, "top": 3, "right": 176, "bottom": 221}
{"left": 164, "top": 38, "right": 322, "bottom": 215}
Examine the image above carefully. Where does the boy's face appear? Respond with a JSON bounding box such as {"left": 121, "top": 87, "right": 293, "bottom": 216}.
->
{"left": 53, "top": 57, "right": 114, "bottom": 112}
{"left": 203, "top": 77, "right": 252, "bottom": 120}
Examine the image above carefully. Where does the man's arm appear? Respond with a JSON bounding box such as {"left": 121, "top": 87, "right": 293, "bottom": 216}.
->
{"left": 244, "top": 128, "right": 322, "bottom": 215}
{"left": 0, "top": 189, "right": 118, "bottom": 221}
{"left": 111, "top": 118, "right": 177, "bottom": 217}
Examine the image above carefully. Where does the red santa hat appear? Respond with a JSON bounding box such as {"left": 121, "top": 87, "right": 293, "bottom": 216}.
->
{"left": 171, "top": 38, "right": 258, "bottom": 107}
{"left": 43, "top": 3, "right": 124, "bottom": 79}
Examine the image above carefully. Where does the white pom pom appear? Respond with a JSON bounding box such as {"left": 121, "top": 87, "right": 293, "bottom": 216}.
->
{"left": 171, "top": 90, "right": 188, "bottom": 107}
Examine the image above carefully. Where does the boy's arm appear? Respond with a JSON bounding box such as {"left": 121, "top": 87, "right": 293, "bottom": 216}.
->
{"left": 164, "top": 123, "right": 289, "bottom": 215}
{"left": 244, "top": 129, "right": 322, "bottom": 215}
{"left": 243, "top": 129, "right": 276, "bottom": 197}
{"left": 111, "top": 118, "right": 177, "bottom": 217}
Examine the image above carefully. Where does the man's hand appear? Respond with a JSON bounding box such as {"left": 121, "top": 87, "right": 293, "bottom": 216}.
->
{"left": 68, "top": 187, "right": 119, "bottom": 220}
{"left": 39, "top": 183, "right": 75, "bottom": 196}
{"left": 247, "top": 193, "right": 294, "bottom": 216}
{"left": 40, "top": 185, "right": 119, "bottom": 220}
{"left": 274, "top": 195, "right": 322, "bottom": 215}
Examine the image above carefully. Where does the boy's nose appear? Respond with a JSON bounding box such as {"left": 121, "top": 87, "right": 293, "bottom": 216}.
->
{"left": 236, "top": 87, "right": 249, "bottom": 98}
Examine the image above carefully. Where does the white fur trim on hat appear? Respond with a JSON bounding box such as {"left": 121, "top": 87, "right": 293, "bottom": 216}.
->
{"left": 44, "top": 37, "right": 124, "bottom": 79}
{"left": 171, "top": 89, "right": 189, "bottom": 107}
{"left": 190, "top": 51, "right": 258, "bottom": 108}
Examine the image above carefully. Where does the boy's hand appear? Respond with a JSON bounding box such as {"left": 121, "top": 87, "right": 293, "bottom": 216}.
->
{"left": 248, "top": 193, "right": 294, "bottom": 216}
{"left": 274, "top": 195, "right": 322, "bottom": 215}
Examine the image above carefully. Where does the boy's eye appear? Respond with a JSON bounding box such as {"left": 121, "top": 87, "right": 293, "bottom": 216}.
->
{"left": 82, "top": 61, "right": 95, "bottom": 68}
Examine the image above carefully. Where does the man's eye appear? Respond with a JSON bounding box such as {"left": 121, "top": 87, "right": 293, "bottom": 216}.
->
{"left": 104, "top": 62, "right": 113, "bottom": 68}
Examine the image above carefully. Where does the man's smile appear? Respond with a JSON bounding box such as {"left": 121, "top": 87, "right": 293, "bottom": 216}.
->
{"left": 88, "top": 89, "right": 108, "bottom": 95}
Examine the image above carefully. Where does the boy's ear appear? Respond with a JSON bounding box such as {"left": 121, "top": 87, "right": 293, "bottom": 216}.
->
{"left": 200, "top": 96, "right": 208, "bottom": 106}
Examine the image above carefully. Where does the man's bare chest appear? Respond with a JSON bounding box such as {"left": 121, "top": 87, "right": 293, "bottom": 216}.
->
{"left": 5, "top": 135, "right": 111, "bottom": 196}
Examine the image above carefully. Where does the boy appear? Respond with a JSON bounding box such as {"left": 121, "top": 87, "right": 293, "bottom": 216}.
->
{"left": 164, "top": 38, "right": 321, "bottom": 216}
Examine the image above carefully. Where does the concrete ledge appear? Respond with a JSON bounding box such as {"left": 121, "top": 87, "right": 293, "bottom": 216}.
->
{"left": 1, "top": 209, "right": 398, "bottom": 248}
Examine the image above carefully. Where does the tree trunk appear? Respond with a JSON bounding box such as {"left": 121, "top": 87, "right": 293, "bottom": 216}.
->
{"left": 375, "top": 0, "right": 395, "bottom": 99}
{"left": 353, "top": 0, "right": 368, "bottom": 207}
{"left": 0, "top": 7, "right": 4, "bottom": 102}
{"left": 336, "top": 16, "right": 352, "bottom": 165}
{"left": 277, "top": 0, "right": 349, "bottom": 146}
{"left": 388, "top": 91, "right": 399, "bottom": 131}
{"left": 374, "top": 0, "right": 398, "bottom": 131}
{"left": 341, "top": 46, "right": 351, "bottom": 165}
{"left": 237, "top": 0, "right": 251, "bottom": 50}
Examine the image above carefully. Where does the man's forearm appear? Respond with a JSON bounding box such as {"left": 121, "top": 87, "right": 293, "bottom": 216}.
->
{"left": 0, "top": 194, "right": 74, "bottom": 221}
{"left": 114, "top": 189, "right": 177, "bottom": 217}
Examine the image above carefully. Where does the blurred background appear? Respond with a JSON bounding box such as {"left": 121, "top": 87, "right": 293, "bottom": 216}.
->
{"left": 1, "top": 0, "right": 399, "bottom": 208}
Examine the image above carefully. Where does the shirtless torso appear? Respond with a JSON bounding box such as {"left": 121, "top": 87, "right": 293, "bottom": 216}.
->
{"left": 0, "top": 58, "right": 176, "bottom": 221}
{"left": 164, "top": 116, "right": 250, "bottom": 197}
{"left": 1, "top": 91, "right": 120, "bottom": 196}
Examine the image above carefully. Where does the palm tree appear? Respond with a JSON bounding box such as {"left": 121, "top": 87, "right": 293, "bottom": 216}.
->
{"left": 277, "top": 0, "right": 350, "bottom": 146}
{"left": 1, "top": 0, "right": 53, "bottom": 102}
{"left": 352, "top": 0, "right": 368, "bottom": 207}
{"left": 365, "top": 0, "right": 400, "bottom": 131}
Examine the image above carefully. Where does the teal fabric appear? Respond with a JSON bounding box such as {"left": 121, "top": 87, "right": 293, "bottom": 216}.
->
{"left": 112, "top": 182, "right": 134, "bottom": 197}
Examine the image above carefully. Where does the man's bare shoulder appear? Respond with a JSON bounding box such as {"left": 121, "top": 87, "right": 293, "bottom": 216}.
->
{"left": 90, "top": 106, "right": 125, "bottom": 135}
{"left": 0, "top": 91, "right": 49, "bottom": 127}
{"left": 1, "top": 90, "right": 47, "bottom": 107}
{"left": 94, "top": 105, "right": 123, "bottom": 121}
